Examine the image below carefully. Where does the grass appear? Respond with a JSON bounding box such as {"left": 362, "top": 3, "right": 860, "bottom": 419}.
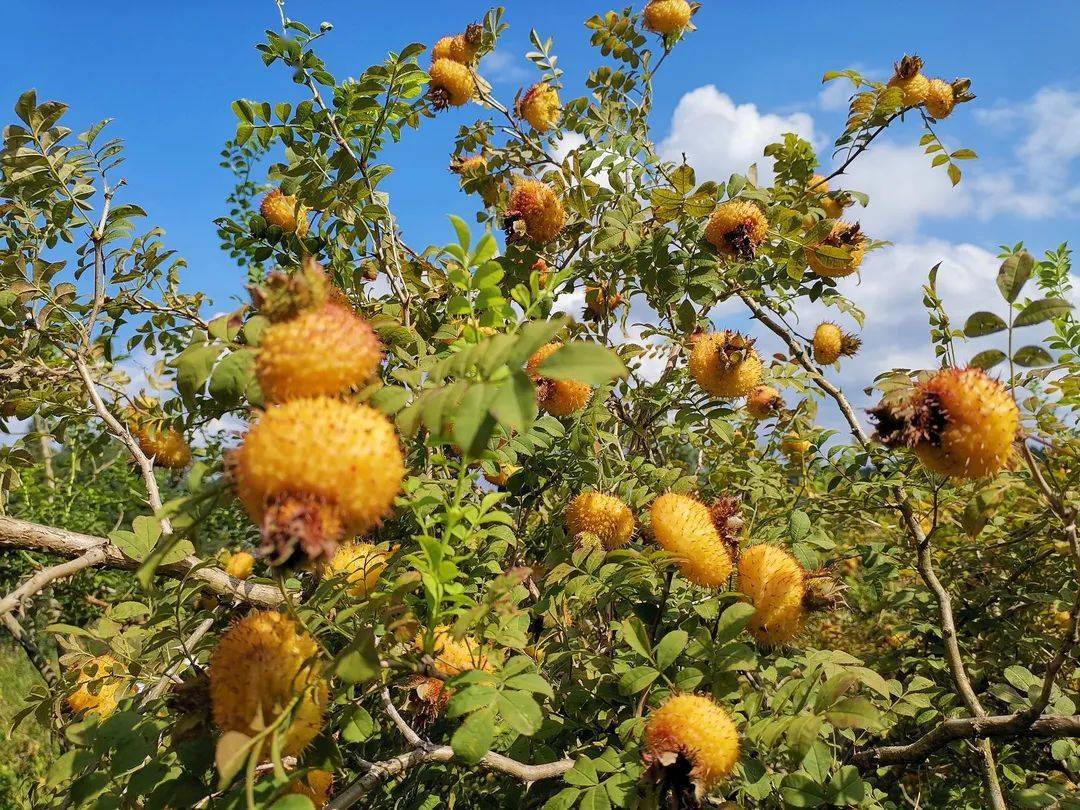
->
{"left": 0, "top": 642, "right": 56, "bottom": 809}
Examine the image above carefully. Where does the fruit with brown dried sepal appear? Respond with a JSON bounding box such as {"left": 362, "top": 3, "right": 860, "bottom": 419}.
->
{"left": 323, "top": 542, "right": 387, "bottom": 598}
{"left": 925, "top": 78, "right": 956, "bottom": 119}
{"left": 746, "top": 386, "right": 783, "bottom": 420}
{"left": 260, "top": 189, "right": 310, "bottom": 236}
{"left": 888, "top": 54, "right": 930, "bottom": 106}
{"left": 429, "top": 58, "right": 475, "bottom": 108}
{"left": 505, "top": 179, "right": 567, "bottom": 244}
{"left": 806, "top": 221, "right": 867, "bottom": 278}
{"left": 642, "top": 693, "right": 739, "bottom": 801}
{"left": 66, "top": 655, "right": 127, "bottom": 718}
{"left": 870, "top": 367, "right": 1019, "bottom": 479}
{"left": 704, "top": 201, "right": 768, "bottom": 260}
{"left": 650, "top": 492, "right": 733, "bottom": 587}
{"left": 231, "top": 397, "right": 405, "bottom": 565}
{"left": 516, "top": 82, "right": 562, "bottom": 133}
{"left": 688, "top": 331, "right": 763, "bottom": 398}
{"left": 812, "top": 322, "right": 861, "bottom": 365}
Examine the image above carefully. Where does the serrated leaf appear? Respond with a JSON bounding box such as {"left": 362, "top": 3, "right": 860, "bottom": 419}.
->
{"left": 451, "top": 707, "right": 495, "bottom": 764}
{"left": 618, "top": 666, "right": 660, "bottom": 695}
{"left": 714, "top": 601, "right": 756, "bottom": 644}
{"left": 780, "top": 773, "right": 827, "bottom": 808}
{"left": 654, "top": 630, "right": 688, "bottom": 671}
{"left": 1013, "top": 297, "right": 1072, "bottom": 328}
{"left": 963, "top": 311, "right": 1007, "bottom": 337}
{"left": 536, "top": 342, "right": 627, "bottom": 385}
{"left": 996, "top": 252, "right": 1034, "bottom": 303}
{"left": 1013, "top": 345, "right": 1053, "bottom": 367}
{"left": 970, "top": 349, "right": 1007, "bottom": 370}
{"left": 825, "top": 696, "right": 880, "bottom": 730}
{"left": 334, "top": 628, "right": 379, "bottom": 684}
{"left": 488, "top": 369, "right": 537, "bottom": 433}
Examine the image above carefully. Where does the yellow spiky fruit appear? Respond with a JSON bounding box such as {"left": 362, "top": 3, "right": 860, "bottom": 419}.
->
{"left": 746, "top": 386, "right": 783, "bottom": 420}
{"left": 483, "top": 463, "right": 520, "bottom": 487}
{"left": 738, "top": 544, "right": 807, "bottom": 646}
{"left": 517, "top": 83, "right": 562, "bottom": 133}
{"left": 780, "top": 433, "right": 811, "bottom": 459}
{"left": 255, "top": 302, "right": 382, "bottom": 403}
{"left": 643, "top": 694, "right": 740, "bottom": 791}
{"left": 526, "top": 343, "right": 592, "bottom": 416}
{"left": 232, "top": 397, "right": 405, "bottom": 563}
{"left": 812, "top": 322, "right": 861, "bottom": 366}
{"left": 650, "top": 493, "right": 733, "bottom": 588}
{"left": 566, "top": 491, "right": 635, "bottom": 550}
{"left": 888, "top": 54, "right": 930, "bottom": 106}
{"left": 909, "top": 368, "right": 1019, "bottom": 478}
{"left": 506, "top": 179, "right": 567, "bottom": 244}
{"left": 66, "top": 655, "right": 126, "bottom": 718}
{"left": 285, "top": 770, "right": 334, "bottom": 807}
{"left": 429, "top": 58, "right": 475, "bottom": 108}
{"left": 688, "top": 331, "right": 763, "bottom": 399}
{"left": 225, "top": 551, "right": 255, "bottom": 581}
{"left": 209, "top": 611, "right": 328, "bottom": 757}
{"left": 643, "top": 0, "right": 693, "bottom": 35}
{"left": 806, "top": 221, "right": 866, "bottom": 278}
{"left": 585, "top": 285, "right": 623, "bottom": 318}
{"left": 324, "top": 542, "right": 386, "bottom": 598}
{"left": 808, "top": 174, "right": 844, "bottom": 219}
{"left": 452, "top": 154, "right": 488, "bottom": 178}
{"left": 925, "top": 79, "right": 956, "bottom": 119}
{"left": 260, "top": 190, "right": 310, "bottom": 236}
{"left": 415, "top": 626, "right": 491, "bottom": 676}
{"left": 134, "top": 423, "right": 192, "bottom": 469}
{"left": 704, "top": 200, "right": 768, "bottom": 260}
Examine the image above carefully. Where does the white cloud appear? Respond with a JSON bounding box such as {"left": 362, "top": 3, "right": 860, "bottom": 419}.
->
{"left": 658, "top": 86, "right": 816, "bottom": 185}
{"left": 971, "top": 86, "right": 1080, "bottom": 221}
{"left": 836, "top": 142, "right": 972, "bottom": 239}
{"left": 744, "top": 240, "right": 1003, "bottom": 426}
{"left": 480, "top": 49, "right": 530, "bottom": 84}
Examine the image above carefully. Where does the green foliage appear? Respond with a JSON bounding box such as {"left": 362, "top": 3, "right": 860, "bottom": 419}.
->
{"left": 0, "top": 3, "right": 1077, "bottom": 810}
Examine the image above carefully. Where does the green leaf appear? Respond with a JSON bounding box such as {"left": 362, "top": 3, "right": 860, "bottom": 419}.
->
{"left": 341, "top": 706, "right": 376, "bottom": 743}
{"left": 621, "top": 617, "right": 652, "bottom": 659}
{"left": 714, "top": 601, "right": 756, "bottom": 644}
{"left": 536, "top": 342, "right": 627, "bottom": 385}
{"left": 825, "top": 696, "right": 880, "bottom": 730}
{"left": 502, "top": 673, "right": 554, "bottom": 698}
{"left": 452, "top": 384, "right": 497, "bottom": 458}
{"left": 618, "top": 666, "right": 660, "bottom": 695}
{"left": 447, "top": 685, "right": 500, "bottom": 718}
{"left": 654, "top": 630, "right": 688, "bottom": 671}
{"left": 961, "top": 484, "right": 1007, "bottom": 538}
{"left": 1013, "top": 297, "right": 1072, "bottom": 328}
{"left": 1013, "top": 345, "right": 1054, "bottom": 367}
{"left": 334, "top": 628, "right": 380, "bottom": 684}
{"left": 497, "top": 691, "right": 543, "bottom": 735}
{"left": 780, "top": 772, "right": 827, "bottom": 808}
{"left": 544, "top": 788, "right": 582, "bottom": 810}
{"left": 963, "top": 311, "right": 1007, "bottom": 337}
{"left": 970, "top": 349, "right": 1007, "bottom": 370}
{"left": 564, "top": 756, "right": 600, "bottom": 786}
{"left": 208, "top": 348, "right": 258, "bottom": 407}
{"left": 214, "top": 730, "right": 252, "bottom": 789}
{"left": 448, "top": 214, "right": 471, "bottom": 252}
{"left": 489, "top": 370, "right": 538, "bottom": 433}
{"left": 814, "top": 672, "right": 859, "bottom": 713}
{"left": 789, "top": 511, "right": 811, "bottom": 541}
{"left": 270, "top": 797, "right": 315, "bottom": 810}
{"left": 173, "top": 342, "right": 224, "bottom": 403}
{"left": 451, "top": 707, "right": 495, "bottom": 764}
{"left": 828, "top": 765, "right": 866, "bottom": 806}
{"left": 786, "top": 715, "right": 822, "bottom": 758}
{"left": 996, "top": 252, "right": 1034, "bottom": 303}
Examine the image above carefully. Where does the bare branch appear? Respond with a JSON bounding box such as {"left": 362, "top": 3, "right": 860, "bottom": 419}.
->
{"left": 323, "top": 686, "right": 575, "bottom": 807}
{"left": 0, "top": 515, "right": 283, "bottom": 608}
{"left": 0, "top": 547, "right": 106, "bottom": 618}
{"left": 853, "top": 713, "right": 1080, "bottom": 769}
{"left": 736, "top": 288, "right": 1006, "bottom": 808}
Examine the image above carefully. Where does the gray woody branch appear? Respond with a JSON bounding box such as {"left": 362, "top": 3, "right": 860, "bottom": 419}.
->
{"left": 0, "top": 515, "right": 282, "bottom": 610}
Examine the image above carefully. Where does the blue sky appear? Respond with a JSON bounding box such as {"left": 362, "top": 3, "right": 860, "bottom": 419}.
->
{"left": 3, "top": 1, "right": 1079, "bottom": 415}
